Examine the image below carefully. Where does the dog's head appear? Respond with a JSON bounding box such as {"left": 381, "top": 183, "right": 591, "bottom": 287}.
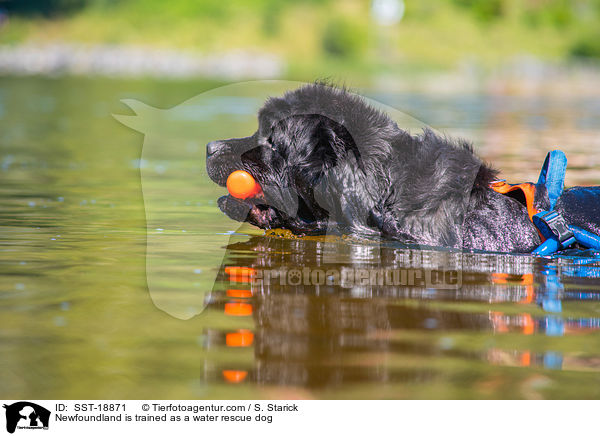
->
{"left": 206, "top": 83, "right": 400, "bottom": 233}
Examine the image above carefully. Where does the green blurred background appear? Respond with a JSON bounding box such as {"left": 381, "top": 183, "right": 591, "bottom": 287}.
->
{"left": 1, "top": 0, "right": 600, "bottom": 81}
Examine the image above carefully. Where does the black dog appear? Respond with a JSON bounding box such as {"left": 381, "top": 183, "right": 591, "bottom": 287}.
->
{"left": 206, "top": 83, "right": 599, "bottom": 253}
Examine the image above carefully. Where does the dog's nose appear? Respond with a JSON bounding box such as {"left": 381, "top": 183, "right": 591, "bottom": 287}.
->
{"left": 206, "top": 141, "right": 222, "bottom": 157}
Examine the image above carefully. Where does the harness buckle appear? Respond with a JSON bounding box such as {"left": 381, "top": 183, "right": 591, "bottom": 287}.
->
{"left": 532, "top": 210, "right": 576, "bottom": 247}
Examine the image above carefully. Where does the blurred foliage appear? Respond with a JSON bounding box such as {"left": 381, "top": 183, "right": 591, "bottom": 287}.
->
{"left": 452, "top": 0, "right": 504, "bottom": 22}
{"left": 570, "top": 31, "right": 600, "bottom": 59}
{"left": 522, "top": 0, "right": 574, "bottom": 28}
{"left": 1, "top": 0, "right": 600, "bottom": 69}
{"left": 322, "top": 18, "right": 368, "bottom": 58}
{"left": 0, "top": 0, "right": 97, "bottom": 16}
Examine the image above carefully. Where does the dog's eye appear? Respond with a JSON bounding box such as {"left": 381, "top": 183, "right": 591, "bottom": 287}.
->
{"left": 267, "top": 138, "right": 278, "bottom": 152}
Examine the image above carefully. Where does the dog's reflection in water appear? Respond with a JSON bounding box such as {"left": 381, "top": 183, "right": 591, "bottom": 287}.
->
{"left": 202, "top": 235, "right": 600, "bottom": 390}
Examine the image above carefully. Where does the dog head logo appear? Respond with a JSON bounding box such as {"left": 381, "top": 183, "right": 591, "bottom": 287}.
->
{"left": 3, "top": 402, "right": 50, "bottom": 434}
{"left": 112, "top": 82, "right": 286, "bottom": 320}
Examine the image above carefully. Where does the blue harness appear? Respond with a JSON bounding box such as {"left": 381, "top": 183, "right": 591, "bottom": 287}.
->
{"left": 531, "top": 150, "right": 600, "bottom": 256}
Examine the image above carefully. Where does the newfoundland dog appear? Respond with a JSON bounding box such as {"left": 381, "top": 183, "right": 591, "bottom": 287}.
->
{"left": 206, "top": 83, "right": 598, "bottom": 253}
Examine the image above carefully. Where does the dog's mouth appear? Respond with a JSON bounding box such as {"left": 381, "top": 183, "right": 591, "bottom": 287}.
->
{"left": 207, "top": 149, "right": 284, "bottom": 228}
{"left": 217, "top": 194, "right": 283, "bottom": 229}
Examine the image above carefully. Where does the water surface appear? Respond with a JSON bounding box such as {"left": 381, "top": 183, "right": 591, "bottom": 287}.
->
{"left": 1, "top": 76, "right": 600, "bottom": 399}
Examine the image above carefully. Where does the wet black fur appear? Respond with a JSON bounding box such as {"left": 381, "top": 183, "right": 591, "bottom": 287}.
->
{"left": 206, "top": 83, "right": 541, "bottom": 253}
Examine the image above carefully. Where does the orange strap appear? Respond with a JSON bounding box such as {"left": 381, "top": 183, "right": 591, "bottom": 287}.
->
{"left": 490, "top": 181, "right": 539, "bottom": 221}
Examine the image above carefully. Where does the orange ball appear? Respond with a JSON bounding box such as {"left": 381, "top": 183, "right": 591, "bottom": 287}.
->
{"left": 226, "top": 170, "right": 261, "bottom": 199}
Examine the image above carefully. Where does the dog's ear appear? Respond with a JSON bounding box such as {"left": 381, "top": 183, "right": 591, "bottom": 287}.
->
{"left": 313, "top": 116, "right": 362, "bottom": 171}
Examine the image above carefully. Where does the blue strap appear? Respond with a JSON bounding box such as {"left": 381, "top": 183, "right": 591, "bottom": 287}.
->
{"left": 571, "top": 226, "right": 600, "bottom": 251}
{"left": 533, "top": 225, "right": 600, "bottom": 256}
{"left": 532, "top": 238, "right": 561, "bottom": 256}
{"left": 532, "top": 150, "right": 569, "bottom": 256}
{"left": 537, "top": 150, "right": 567, "bottom": 210}
{"left": 527, "top": 150, "right": 599, "bottom": 256}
